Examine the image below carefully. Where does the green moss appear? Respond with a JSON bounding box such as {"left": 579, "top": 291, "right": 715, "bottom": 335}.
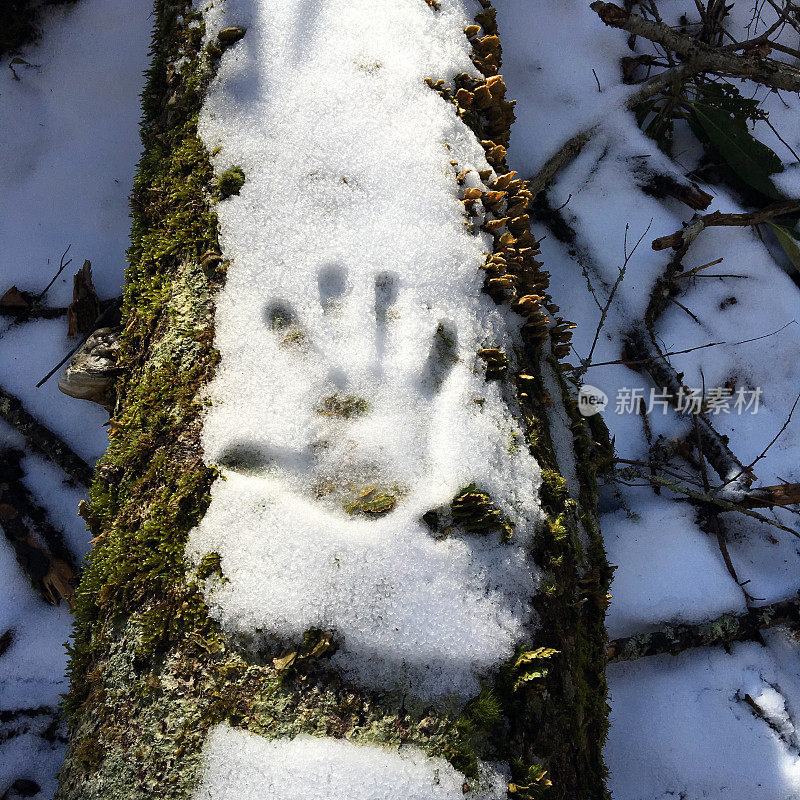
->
{"left": 194, "top": 552, "right": 222, "bottom": 581}
{"left": 509, "top": 760, "right": 553, "bottom": 799}
{"left": 316, "top": 393, "right": 370, "bottom": 418}
{"left": 460, "top": 687, "right": 502, "bottom": 731}
{"left": 215, "top": 165, "right": 245, "bottom": 200}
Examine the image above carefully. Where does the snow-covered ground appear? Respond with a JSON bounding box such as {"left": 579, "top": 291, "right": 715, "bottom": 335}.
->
{"left": 497, "top": 1, "right": 800, "bottom": 798}
{"left": 1, "top": 0, "right": 800, "bottom": 796}
{"left": 0, "top": 0, "right": 151, "bottom": 795}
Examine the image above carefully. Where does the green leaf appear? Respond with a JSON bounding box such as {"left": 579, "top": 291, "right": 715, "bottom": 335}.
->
{"left": 634, "top": 97, "right": 658, "bottom": 129}
{"left": 690, "top": 101, "right": 783, "bottom": 198}
{"left": 695, "top": 81, "right": 765, "bottom": 124}
{"left": 766, "top": 221, "right": 800, "bottom": 275}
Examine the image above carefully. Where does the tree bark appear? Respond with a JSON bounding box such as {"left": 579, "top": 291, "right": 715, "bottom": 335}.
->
{"left": 56, "top": 2, "right": 611, "bottom": 798}
{"left": 607, "top": 593, "right": 800, "bottom": 663}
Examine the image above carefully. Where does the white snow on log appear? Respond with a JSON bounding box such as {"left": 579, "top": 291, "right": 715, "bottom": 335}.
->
{"left": 194, "top": 726, "right": 508, "bottom": 800}
{"left": 188, "top": 0, "right": 543, "bottom": 698}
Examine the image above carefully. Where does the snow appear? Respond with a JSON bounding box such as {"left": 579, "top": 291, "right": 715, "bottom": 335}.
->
{"left": 606, "top": 643, "right": 800, "bottom": 800}
{"left": 0, "top": 0, "right": 151, "bottom": 306}
{"left": 603, "top": 491, "right": 746, "bottom": 639}
{"left": 194, "top": 725, "right": 508, "bottom": 800}
{"left": 0, "top": 537, "right": 72, "bottom": 710}
{"left": 0, "top": 0, "right": 151, "bottom": 793}
{"left": 189, "top": 0, "right": 543, "bottom": 699}
{"left": 498, "top": 0, "right": 800, "bottom": 621}
{"left": 0, "top": 722, "right": 66, "bottom": 800}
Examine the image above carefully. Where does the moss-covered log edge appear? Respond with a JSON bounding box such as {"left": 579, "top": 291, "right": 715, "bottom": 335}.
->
{"left": 56, "top": 2, "right": 612, "bottom": 798}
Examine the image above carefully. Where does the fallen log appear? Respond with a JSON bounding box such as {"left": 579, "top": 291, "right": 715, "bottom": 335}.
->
{"left": 56, "top": 3, "right": 611, "bottom": 799}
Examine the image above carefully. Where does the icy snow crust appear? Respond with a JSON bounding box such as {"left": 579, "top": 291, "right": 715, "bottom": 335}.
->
{"left": 195, "top": 726, "right": 507, "bottom": 800}
{"left": 189, "top": 0, "right": 543, "bottom": 699}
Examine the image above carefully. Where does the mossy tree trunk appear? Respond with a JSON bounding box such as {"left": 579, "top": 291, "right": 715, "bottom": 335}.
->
{"left": 56, "top": 2, "right": 612, "bottom": 798}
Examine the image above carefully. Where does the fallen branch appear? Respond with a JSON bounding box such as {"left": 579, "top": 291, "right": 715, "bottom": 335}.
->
{"left": 0, "top": 385, "right": 93, "bottom": 486}
{"left": 0, "top": 448, "right": 80, "bottom": 606}
{"left": 527, "top": 64, "right": 705, "bottom": 198}
{"left": 0, "top": 705, "right": 60, "bottom": 725}
{"left": 621, "top": 329, "right": 754, "bottom": 488}
{"left": 35, "top": 244, "right": 72, "bottom": 302}
{"left": 527, "top": 129, "right": 593, "bottom": 199}
{"left": 0, "top": 705, "right": 64, "bottom": 755}
{"left": 692, "top": 414, "right": 753, "bottom": 601}
{"left": 613, "top": 468, "right": 796, "bottom": 535}
{"left": 607, "top": 591, "right": 800, "bottom": 661}
{"left": 739, "top": 482, "right": 800, "bottom": 509}
{"left": 591, "top": 2, "right": 800, "bottom": 93}
{"left": 0, "top": 303, "right": 68, "bottom": 320}
{"left": 0, "top": 629, "right": 12, "bottom": 658}
{"left": 640, "top": 173, "right": 714, "bottom": 210}
{"left": 614, "top": 460, "right": 800, "bottom": 510}
{"left": 528, "top": 0, "right": 800, "bottom": 202}
{"left": 739, "top": 690, "right": 795, "bottom": 747}
{"left": 652, "top": 200, "right": 800, "bottom": 250}
{"left": 1, "top": 779, "right": 42, "bottom": 800}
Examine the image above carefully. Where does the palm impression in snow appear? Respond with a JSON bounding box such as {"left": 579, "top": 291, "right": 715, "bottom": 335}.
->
{"left": 187, "top": 0, "right": 544, "bottom": 699}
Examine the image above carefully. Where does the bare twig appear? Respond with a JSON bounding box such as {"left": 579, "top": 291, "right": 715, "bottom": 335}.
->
{"left": 583, "top": 320, "right": 797, "bottom": 369}
{"left": 765, "top": 0, "right": 800, "bottom": 34}
{"left": 35, "top": 244, "right": 72, "bottom": 302}
{"left": 762, "top": 109, "right": 800, "bottom": 163}
{"left": 715, "top": 392, "right": 800, "bottom": 493}
{"left": 576, "top": 220, "right": 653, "bottom": 377}
{"left": 745, "top": 391, "right": 800, "bottom": 472}
{"left": 672, "top": 256, "right": 724, "bottom": 279}
{"left": 669, "top": 296, "right": 702, "bottom": 323}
